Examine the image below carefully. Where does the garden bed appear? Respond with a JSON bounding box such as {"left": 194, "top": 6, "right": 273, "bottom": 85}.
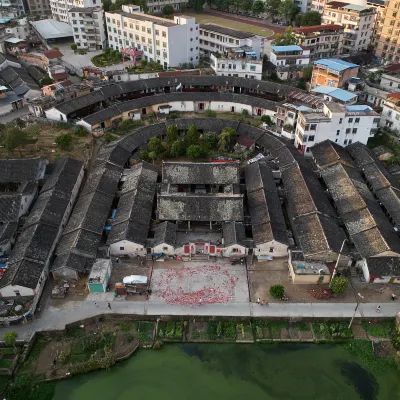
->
{"left": 158, "top": 321, "right": 185, "bottom": 341}
{"left": 138, "top": 322, "right": 155, "bottom": 345}
{"left": 312, "top": 322, "right": 353, "bottom": 340}
{"left": 361, "top": 320, "right": 394, "bottom": 339}
{"left": 236, "top": 322, "right": 253, "bottom": 342}
{"left": 206, "top": 321, "right": 237, "bottom": 341}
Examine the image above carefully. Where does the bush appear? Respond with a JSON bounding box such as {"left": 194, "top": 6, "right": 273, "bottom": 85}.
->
{"left": 261, "top": 115, "right": 272, "bottom": 125}
{"left": 186, "top": 144, "right": 205, "bottom": 159}
{"left": 241, "top": 109, "right": 249, "bottom": 116}
{"left": 55, "top": 133, "right": 73, "bottom": 150}
{"left": 73, "top": 126, "right": 87, "bottom": 137}
{"left": 204, "top": 109, "right": 217, "bottom": 118}
{"left": 330, "top": 276, "right": 348, "bottom": 294}
{"left": 269, "top": 285, "right": 285, "bottom": 299}
{"left": 104, "top": 47, "right": 111, "bottom": 55}
{"left": 70, "top": 43, "right": 77, "bottom": 51}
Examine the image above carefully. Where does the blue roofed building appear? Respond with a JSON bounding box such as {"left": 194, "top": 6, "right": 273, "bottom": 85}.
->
{"left": 269, "top": 45, "right": 310, "bottom": 81}
{"left": 311, "top": 85, "right": 358, "bottom": 104}
{"left": 311, "top": 58, "right": 359, "bottom": 89}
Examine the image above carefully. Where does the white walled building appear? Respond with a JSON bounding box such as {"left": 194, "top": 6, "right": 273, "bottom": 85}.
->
{"left": 269, "top": 45, "right": 310, "bottom": 68}
{"left": 295, "top": 102, "right": 380, "bottom": 154}
{"left": 210, "top": 52, "right": 262, "bottom": 80}
{"left": 106, "top": 6, "right": 200, "bottom": 68}
{"left": 380, "top": 92, "right": 400, "bottom": 133}
{"left": 199, "top": 24, "right": 264, "bottom": 59}
{"left": 68, "top": 7, "right": 106, "bottom": 50}
{"left": 312, "top": 0, "right": 368, "bottom": 12}
{"left": 50, "top": 0, "right": 99, "bottom": 23}
{"left": 146, "top": 0, "right": 187, "bottom": 13}
{"left": 322, "top": 2, "right": 376, "bottom": 54}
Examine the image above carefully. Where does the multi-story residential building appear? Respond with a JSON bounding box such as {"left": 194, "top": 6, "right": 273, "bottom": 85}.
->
{"left": 210, "top": 50, "right": 262, "bottom": 80}
{"left": 50, "top": 0, "right": 98, "bottom": 23}
{"left": 199, "top": 24, "right": 264, "bottom": 59}
{"left": 294, "top": 24, "right": 344, "bottom": 59}
{"left": 322, "top": 2, "right": 376, "bottom": 54}
{"left": 27, "top": 0, "right": 51, "bottom": 16}
{"left": 373, "top": 0, "right": 400, "bottom": 61}
{"left": 0, "top": 0, "right": 28, "bottom": 15}
{"left": 311, "top": 58, "right": 359, "bottom": 89}
{"left": 294, "top": 102, "right": 380, "bottom": 154}
{"left": 294, "top": 0, "right": 312, "bottom": 13}
{"left": 68, "top": 7, "right": 106, "bottom": 50}
{"left": 380, "top": 92, "right": 400, "bottom": 131}
{"left": 106, "top": 7, "right": 200, "bottom": 68}
{"left": 146, "top": 0, "right": 187, "bottom": 13}
{"left": 269, "top": 45, "right": 310, "bottom": 80}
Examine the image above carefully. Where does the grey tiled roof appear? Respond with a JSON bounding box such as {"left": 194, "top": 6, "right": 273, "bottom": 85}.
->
{"left": 162, "top": 162, "right": 240, "bottom": 185}
{"left": 223, "top": 221, "right": 247, "bottom": 247}
{"left": 153, "top": 221, "right": 177, "bottom": 247}
{"left": 158, "top": 192, "right": 244, "bottom": 222}
{"left": 81, "top": 164, "right": 122, "bottom": 197}
{"left": 375, "top": 187, "right": 400, "bottom": 227}
{"left": 0, "top": 194, "right": 22, "bottom": 223}
{"left": 0, "top": 259, "right": 45, "bottom": 289}
{"left": 366, "top": 257, "right": 400, "bottom": 278}
{"left": 312, "top": 140, "right": 355, "bottom": 168}
{"left": 55, "top": 90, "right": 105, "bottom": 115}
{"left": 51, "top": 252, "right": 95, "bottom": 273}
{"left": 94, "top": 142, "right": 131, "bottom": 169}
{"left": 56, "top": 229, "right": 101, "bottom": 257}
{"left": 107, "top": 219, "right": 149, "bottom": 246}
{"left": 0, "top": 158, "right": 48, "bottom": 183}
{"left": 0, "top": 222, "right": 18, "bottom": 246}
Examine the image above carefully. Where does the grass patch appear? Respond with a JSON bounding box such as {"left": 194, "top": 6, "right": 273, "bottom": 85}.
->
{"left": 116, "top": 321, "right": 137, "bottom": 332}
{"left": 206, "top": 321, "right": 237, "bottom": 340}
{"left": 268, "top": 322, "right": 288, "bottom": 338}
{"left": 0, "top": 358, "right": 13, "bottom": 368}
{"left": 27, "top": 338, "right": 49, "bottom": 363}
{"left": 361, "top": 320, "right": 394, "bottom": 338}
{"left": 313, "top": 322, "right": 353, "bottom": 339}
{"left": 343, "top": 340, "right": 396, "bottom": 373}
{"left": 0, "top": 348, "right": 16, "bottom": 355}
{"left": 66, "top": 326, "right": 85, "bottom": 339}
{"left": 138, "top": 322, "right": 154, "bottom": 344}
{"left": 70, "top": 353, "right": 88, "bottom": 364}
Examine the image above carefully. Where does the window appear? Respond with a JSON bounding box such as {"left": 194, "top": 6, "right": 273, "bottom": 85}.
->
{"left": 336, "top": 130, "right": 340, "bottom": 136}
{"left": 269, "top": 248, "right": 274, "bottom": 253}
{"left": 355, "top": 118, "right": 360, "bottom": 123}
{"left": 120, "top": 247, "right": 124, "bottom": 250}
{"left": 162, "top": 42, "right": 167, "bottom": 47}
{"left": 346, "top": 128, "right": 351, "bottom": 133}
{"left": 142, "top": 26, "right": 145, "bottom": 32}
{"left": 136, "top": 25, "right": 139, "bottom": 30}
{"left": 162, "top": 31, "right": 166, "bottom": 37}
{"left": 163, "top": 247, "right": 168, "bottom": 251}
{"left": 310, "top": 124, "right": 317, "bottom": 130}
{"left": 339, "top": 118, "right": 342, "bottom": 123}
{"left": 308, "top": 135, "right": 315, "bottom": 141}
{"left": 344, "top": 139, "right": 348, "bottom": 145}
{"left": 348, "top": 118, "right": 353, "bottom": 123}
{"left": 348, "top": 139, "right": 352, "bottom": 144}
{"left": 156, "top": 29, "right": 159, "bottom": 35}
{"left": 352, "top": 128, "right": 357, "bottom": 133}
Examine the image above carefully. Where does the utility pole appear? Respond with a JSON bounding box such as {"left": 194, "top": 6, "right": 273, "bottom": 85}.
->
{"left": 329, "top": 239, "right": 347, "bottom": 289}
{"left": 349, "top": 293, "right": 364, "bottom": 329}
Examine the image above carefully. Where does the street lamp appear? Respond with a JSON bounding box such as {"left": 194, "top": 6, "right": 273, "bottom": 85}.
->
{"left": 349, "top": 293, "right": 364, "bottom": 329}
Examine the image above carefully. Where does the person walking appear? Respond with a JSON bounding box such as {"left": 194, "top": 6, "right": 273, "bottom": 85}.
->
{"left": 94, "top": 302, "right": 98, "bottom": 308}
{"left": 116, "top": 257, "right": 119, "bottom": 264}
{"left": 257, "top": 297, "right": 260, "bottom": 305}
{"left": 107, "top": 302, "right": 111, "bottom": 310}
{"left": 391, "top": 294, "right": 396, "bottom": 301}
{"left": 199, "top": 298, "right": 202, "bottom": 306}
{"left": 376, "top": 305, "right": 381, "bottom": 313}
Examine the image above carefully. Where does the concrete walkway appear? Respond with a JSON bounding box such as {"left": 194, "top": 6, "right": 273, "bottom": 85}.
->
{"left": 5, "top": 300, "right": 400, "bottom": 342}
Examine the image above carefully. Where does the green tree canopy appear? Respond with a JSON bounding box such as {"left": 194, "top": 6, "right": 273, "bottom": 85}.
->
{"left": 3, "top": 331, "right": 18, "bottom": 348}
{"left": 162, "top": 4, "right": 174, "bottom": 15}
{"left": 278, "top": 0, "right": 300, "bottom": 22}
{"left": 271, "top": 26, "right": 298, "bottom": 46}
{"left": 148, "top": 136, "right": 163, "bottom": 155}
{"left": 2, "top": 127, "right": 29, "bottom": 152}
{"left": 184, "top": 124, "right": 200, "bottom": 147}
{"left": 188, "top": 0, "right": 205, "bottom": 12}
{"left": 70, "top": 43, "right": 77, "bottom": 51}
{"left": 166, "top": 125, "right": 179, "bottom": 144}
{"left": 201, "top": 132, "right": 219, "bottom": 151}
{"left": 170, "top": 140, "right": 185, "bottom": 157}
{"left": 295, "top": 11, "right": 322, "bottom": 26}
{"left": 269, "top": 285, "right": 285, "bottom": 299}
{"left": 55, "top": 133, "right": 72, "bottom": 150}
{"left": 148, "top": 151, "right": 156, "bottom": 163}
{"left": 330, "top": 276, "right": 348, "bottom": 294}
{"left": 264, "top": 0, "right": 281, "bottom": 16}
{"left": 252, "top": 0, "right": 265, "bottom": 15}
{"left": 186, "top": 144, "right": 205, "bottom": 159}
{"left": 140, "top": 149, "right": 150, "bottom": 162}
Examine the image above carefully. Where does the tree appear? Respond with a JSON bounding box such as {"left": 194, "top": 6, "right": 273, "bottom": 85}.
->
{"left": 278, "top": 0, "right": 300, "bottom": 22}
{"left": 148, "top": 136, "right": 163, "bottom": 155}
{"left": 269, "top": 284, "right": 285, "bottom": 299}
{"left": 70, "top": 43, "right": 77, "bottom": 51}
{"left": 299, "top": 11, "right": 322, "bottom": 26}
{"left": 252, "top": 0, "right": 265, "bottom": 15}
{"left": 4, "top": 331, "right": 18, "bottom": 350}
{"left": 2, "top": 127, "right": 28, "bottom": 152}
{"left": 242, "top": 109, "right": 249, "bottom": 116}
{"left": 218, "top": 127, "right": 236, "bottom": 152}
{"left": 55, "top": 133, "right": 72, "bottom": 150}
{"left": 184, "top": 124, "right": 200, "bottom": 147}
{"left": 302, "top": 65, "right": 313, "bottom": 81}
{"left": 162, "top": 4, "right": 174, "bottom": 16}
{"left": 330, "top": 276, "right": 348, "bottom": 294}
{"left": 166, "top": 125, "right": 179, "bottom": 144}
{"left": 188, "top": 0, "right": 205, "bottom": 13}
{"left": 261, "top": 115, "right": 273, "bottom": 125}
{"left": 148, "top": 151, "right": 156, "bottom": 164}
{"left": 40, "top": 77, "right": 54, "bottom": 85}
{"left": 140, "top": 149, "right": 150, "bottom": 162}
{"left": 272, "top": 26, "right": 298, "bottom": 46}
{"left": 186, "top": 144, "right": 205, "bottom": 159}
{"left": 264, "top": 0, "right": 281, "bottom": 16}
{"left": 201, "top": 132, "right": 219, "bottom": 151}
{"left": 170, "top": 140, "right": 185, "bottom": 157}
{"left": 104, "top": 47, "right": 111, "bottom": 55}
{"left": 239, "top": 0, "right": 252, "bottom": 13}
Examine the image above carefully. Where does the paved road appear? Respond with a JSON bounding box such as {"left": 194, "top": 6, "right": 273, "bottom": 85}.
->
{"left": 6, "top": 300, "right": 400, "bottom": 342}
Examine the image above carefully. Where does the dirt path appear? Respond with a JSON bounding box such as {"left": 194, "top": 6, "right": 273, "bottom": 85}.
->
{"left": 204, "top": 10, "right": 285, "bottom": 38}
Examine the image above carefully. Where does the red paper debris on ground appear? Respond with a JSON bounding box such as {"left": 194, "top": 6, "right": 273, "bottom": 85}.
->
{"left": 151, "top": 265, "right": 240, "bottom": 305}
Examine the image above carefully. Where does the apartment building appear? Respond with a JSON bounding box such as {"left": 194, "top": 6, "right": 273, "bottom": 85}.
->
{"left": 322, "top": 2, "right": 376, "bottom": 54}
{"left": 312, "top": 0, "right": 370, "bottom": 12}
{"left": 374, "top": 0, "right": 400, "bottom": 62}
{"left": 210, "top": 51, "right": 262, "bottom": 80}
{"left": 294, "top": 24, "right": 344, "bottom": 59}
{"left": 105, "top": 7, "right": 199, "bottom": 68}
{"left": 268, "top": 45, "right": 310, "bottom": 80}
{"left": 199, "top": 24, "right": 264, "bottom": 59}
{"left": 380, "top": 92, "right": 400, "bottom": 131}
{"left": 68, "top": 7, "right": 106, "bottom": 50}
{"left": 146, "top": 0, "right": 187, "bottom": 13}
{"left": 0, "top": 0, "right": 28, "bottom": 15}
{"left": 311, "top": 58, "right": 359, "bottom": 89}
{"left": 27, "top": 0, "right": 52, "bottom": 16}
{"left": 50, "top": 0, "right": 98, "bottom": 23}
{"left": 295, "top": 102, "right": 380, "bottom": 154}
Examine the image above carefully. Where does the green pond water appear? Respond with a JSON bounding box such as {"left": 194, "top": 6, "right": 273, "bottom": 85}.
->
{"left": 53, "top": 343, "right": 400, "bottom": 400}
